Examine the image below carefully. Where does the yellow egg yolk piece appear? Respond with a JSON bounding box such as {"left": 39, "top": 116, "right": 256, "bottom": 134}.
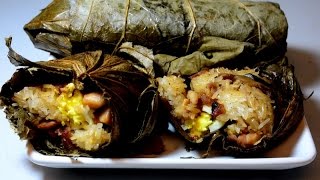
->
{"left": 184, "top": 112, "right": 213, "bottom": 139}
{"left": 57, "top": 83, "right": 92, "bottom": 126}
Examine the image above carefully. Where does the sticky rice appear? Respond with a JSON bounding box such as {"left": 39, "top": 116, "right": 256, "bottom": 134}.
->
{"left": 157, "top": 68, "right": 274, "bottom": 147}
{"left": 13, "top": 83, "right": 111, "bottom": 151}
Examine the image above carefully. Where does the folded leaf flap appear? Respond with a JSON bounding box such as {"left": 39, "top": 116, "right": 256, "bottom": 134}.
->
{"left": 130, "top": 85, "right": 159, "bottom": 143}
{"left": 6, "top": 38, "right": 103, "bottom": 79}
{"left": 23, "top": 0, "right": 70, "bottom": 33}
{"left": 5, "top": 37, "right": 40, "bottom": 67}
{"left": 155, "top": 37, "right": 254, "bottom": 75}
{"left": 24, "top": 0, "right": 72, "bottom": 56}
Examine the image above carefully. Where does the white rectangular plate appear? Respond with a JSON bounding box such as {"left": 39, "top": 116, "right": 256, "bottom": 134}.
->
{"left": 27, "top": 118, "right": 316, "bottom": 170}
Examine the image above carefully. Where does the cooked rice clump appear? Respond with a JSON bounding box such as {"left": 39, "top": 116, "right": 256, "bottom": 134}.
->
{"left": 13, "top": 83, "right": 110, "bottom": 151}
{"left": 157, "top": 68, "right": 274, "bottom": 146}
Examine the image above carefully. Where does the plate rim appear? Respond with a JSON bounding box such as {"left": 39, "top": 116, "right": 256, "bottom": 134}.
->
{"left": 26, "top": 119, "right": 317, "bottom": 170}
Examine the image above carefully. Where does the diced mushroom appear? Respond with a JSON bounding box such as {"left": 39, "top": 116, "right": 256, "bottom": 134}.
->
{"left": 211, "top": 101, "right": 225, "bottom": 119}
{"left": 83, "top": 92, "right": 105, "bottom": 109}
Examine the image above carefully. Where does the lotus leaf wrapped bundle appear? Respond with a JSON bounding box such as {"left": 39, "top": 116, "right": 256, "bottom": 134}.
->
{"left": 157, "top": 57, "right": 304, "bottom": 156}
{"left": 0, "top": 38, "right": 165, "bottom": 157}
{"left": 24, "top": 0, "right": 288, "bottom": 75}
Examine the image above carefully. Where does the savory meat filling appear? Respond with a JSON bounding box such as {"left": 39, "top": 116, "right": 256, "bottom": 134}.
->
{"left": 12, "top": 83, "right": 112, "bottom": 151}
{"left": 157, "top": 68, "right": 274, "bottom": 147}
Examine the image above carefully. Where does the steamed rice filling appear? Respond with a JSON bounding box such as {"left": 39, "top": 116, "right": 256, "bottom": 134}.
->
{"left": 157, "top": 68, "right": 274, "bottom": 146}
{"left": 13, "top": 83, "right": 111, "bottom": 151}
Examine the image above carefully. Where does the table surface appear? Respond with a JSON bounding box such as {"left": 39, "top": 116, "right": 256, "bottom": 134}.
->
{"left": 0, "top": 0, "right": 319, "bottom": 179}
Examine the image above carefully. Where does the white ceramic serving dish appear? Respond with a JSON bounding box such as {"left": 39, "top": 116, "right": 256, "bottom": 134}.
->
{"left": 27, "top": 118, "right": 316, "bottom": 170}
